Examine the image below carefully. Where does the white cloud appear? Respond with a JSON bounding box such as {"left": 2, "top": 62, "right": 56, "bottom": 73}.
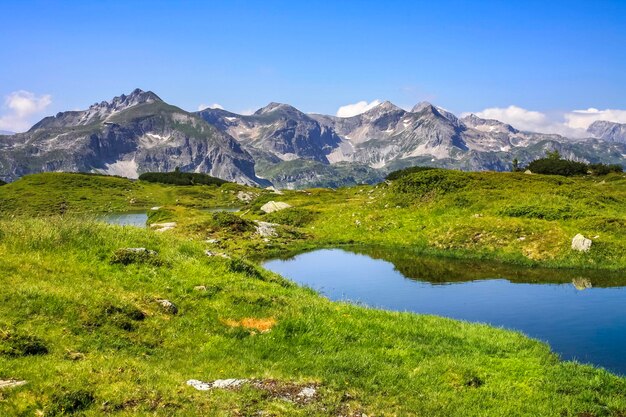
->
{"left": 336, "top": 99, "right": 382, "bottom": 118}
{"left": 564, "top": 108, "right": 626, "bottom": 130}
{"left": 197, "top": 103, "right": 223, "bottom": 111}
{"left": 0, "top": 90, "right": 52, "bottom": 132}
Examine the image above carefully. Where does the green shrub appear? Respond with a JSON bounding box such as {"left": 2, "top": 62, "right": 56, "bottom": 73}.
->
{"left": 110, "top": 248, "right": 162, "bottom": 266}
{"left": 264, "top": 208, "right": 317, "bottom": 227}
{"left": 138, "top": 171, "right": 227, "bottom": 186}
{"left": 386, "top": 166, "right": 436, "bottom": 180}
{"left": 209, "top": 212, "right": 254, "bottom": 233}
{"left": 392, "top": 169, "right": 470, "bottom": 198}
{"left": 499, "top": 205, "right": 579, "bottom": 220}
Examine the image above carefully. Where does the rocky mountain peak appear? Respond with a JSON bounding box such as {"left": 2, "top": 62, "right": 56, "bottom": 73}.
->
{"left": 587, "top": 120, "right": 626, "bottom": 143}
{"left": 462, "top": 114, "right": 517, "bottom": 134}
{"left": 254, "top": 102, "right": 300, "bottom": 116}
{"left": 411, "top": 101, "right": 437, "bottom": 113}
{"left": 361, "top": 101, "right": 405, "bottom": 119}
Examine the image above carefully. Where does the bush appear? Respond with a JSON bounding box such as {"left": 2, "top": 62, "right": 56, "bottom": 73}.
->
{"left": 385, "top": 166, "right": 436, "bottom": 181}
{"left": 526, "top": 158, "right": 588, "bottom": 176}
{"left": 138, "top": 170, "right": 227, "bottom": 186}
{"left": 209, "top": 212, "right": 254, "bottom": 233}
{"left": 392, "top": 169, "right": 470, "bottom": 198}
{"left": 588, "top": 163, "right": 623, "bottom": 176}
{"left": 499, "top": 205, "right": 579, "bottom": 220}
{"left": 264, "top": 208, "right": 317, "bottom": 227}
{"left": 525, "top": 151, "right": 623, "bottom": 177}
{"left": 110, "top": 248, "right": 162, "bottom": 266}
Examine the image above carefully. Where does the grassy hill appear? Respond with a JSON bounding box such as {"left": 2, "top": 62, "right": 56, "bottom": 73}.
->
{"left": 1, "top": 170, "right": 626, "bottom": 415}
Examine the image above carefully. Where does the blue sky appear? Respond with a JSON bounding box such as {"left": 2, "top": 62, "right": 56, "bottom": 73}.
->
{"left": 1, "top": 0, "right": 626, "bottom": 133}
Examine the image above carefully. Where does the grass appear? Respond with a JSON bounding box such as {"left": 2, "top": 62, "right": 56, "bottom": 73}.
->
{"left": 1, "top": 218, "right": 625, "bottom": 416}
{"left": 2, "top": 170, "right": 626, "bottom": 415}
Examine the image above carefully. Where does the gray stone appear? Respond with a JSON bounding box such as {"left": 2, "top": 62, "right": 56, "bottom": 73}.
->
{"left": 156, "top": 299, "right": 178, "bottom": 315}
{"left": 255, "top": 221, "right": 278, "bottom": 237}
{"left": 571, "top": 234, "right": 592, "bottom": 252}
{"left": 0, "top": 380, "right": 27, "bottom": 390}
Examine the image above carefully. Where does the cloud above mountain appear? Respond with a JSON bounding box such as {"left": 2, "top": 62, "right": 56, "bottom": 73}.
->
{"left": 464, "top": 105, "right": 626, "bottom": 138}
{"left": 0, "top": 90, "right": 52, "bottom": 132}
{"left": 197, "top": 103, "right": 224, "bottom": 111}
{"left": 336, "top": 99, "right": 382, "bottom": 117}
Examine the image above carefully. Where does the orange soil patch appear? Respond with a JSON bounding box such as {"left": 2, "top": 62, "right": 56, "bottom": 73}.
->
{"left": 223, "top": 317, "right": 276, "bottom": 332}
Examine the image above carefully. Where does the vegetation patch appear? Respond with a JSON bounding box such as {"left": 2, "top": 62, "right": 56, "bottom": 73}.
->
{"left": 264, "top": 207, "right": 318, "bottom": 227}
{"left": 110, "top": 248, "right": 162, "bottom": 266}
{"left": 47, "top": 388, "right": 95, "bottom": 416}
{"left": 139, "top": 170, "right": 227, "bottom": 186}
{"left": 222, "top": 317, "right": 276, "bottom": 332}
{"left": 0, "top": 329, "right": 48, "bottom": 357}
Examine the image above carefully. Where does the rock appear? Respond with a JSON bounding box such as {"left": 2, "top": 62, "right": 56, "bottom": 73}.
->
{"left": 194, "top": 285, "right": 207, "bottom": 291}
{"left": 517, "top": 236, "right": 526, "bottom": 241}
{"left": 571, "top": 234, "right": 592, "bottom": 252}
{"left": 151, "top": 206, "right": 161, "bottom": 210}
{"left": 213, "top": 378, "right": 248, "bottom": 389}
{"left": 205, "top": 238, "right": 220, "bottom": 244}
{"left": 204, "top": 250, "right": 231, "bottom": 259}
{"left": 260, "top": 201, "right": 291, "bottom": 213}
{"left": 572, "top": 278, "right": 593, "bottom": 290}
{"left": 186, "top": 378, "right": 248, "bottom": 391}
{"left": 155, "top": 299, "right": 178, "bottom": 315}
{"left": 186, "top": 379, "right": 211, "bottom": 391}
{"left": 524, "top": 170, "right": 533, "bottom": 174}
{"left": 150, "top": 222, "right": 176, "bottom": 232}
{"left": 472, "top": 213, "right": 483, "bottom": 218}
{"left": 297, "top": 386, "right": 317, "bottom": 399}
{"left": 265, "top": 186, "right": 284, "bottom": 195}
{"left": 0, "top": 380, "right": 27, "bottom": 390}
{"left": 255, "top": 221, "right": 278, "bottom": 237}
{"left": 355, "top": 220, "right": 361, "bottom": 226}
{"left": 237, "top": 191, "right": 255, "bottom": 202}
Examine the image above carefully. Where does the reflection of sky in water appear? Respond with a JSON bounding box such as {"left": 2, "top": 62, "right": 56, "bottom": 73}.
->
{"left": 264, "top": 249, "right": 626, "bottom": 376}
{"left": 97, "top": 212, "right": 148, "bottom": 227}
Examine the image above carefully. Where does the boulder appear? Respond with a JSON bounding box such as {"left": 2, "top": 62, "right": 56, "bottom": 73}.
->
{"left": 155, "top": 299, "right": 178, "bottom": 315}
{"left": 572, "top": 278, "right": 593, "bottom": 290}
{"left": 236, "top": 191, "right": 255, "bottom": 202}
{"left": 571, "top": 234, "right": 592, "bottom": 252}
{"left": 150, "top": 222, "right": 176, "bottom": 232}
{"left": 260, "top": 201, "right": 291, "bottom": 213}
{"left": 254, "top": 221, "right": 278, "bottom": 237}
{"left": 110, "top": 248, "right": 159, "bottom": 265}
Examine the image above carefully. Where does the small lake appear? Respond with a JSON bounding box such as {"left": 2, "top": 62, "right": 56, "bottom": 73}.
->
{"left": 96, "top": 207, "right": 240, "bottom": 227}
{"left": 263, "top": 248, "right": 626, "bottom": 375}
{"left": 97, "top": 212, "right": 148, "bottom": 227}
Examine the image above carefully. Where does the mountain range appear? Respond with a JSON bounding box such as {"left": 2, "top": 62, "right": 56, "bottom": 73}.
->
{"left": 1, "top": 89, "right": 625, "bottom": 188}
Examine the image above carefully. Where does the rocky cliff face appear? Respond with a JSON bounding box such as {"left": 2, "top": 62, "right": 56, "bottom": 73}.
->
{"left": 588, "top": 120, "right": 626, "bottom": 144}
{"left": 197, "top": 103, "right": 342, "bottom": 164}
{"left": 0, "top": 89, "right": 266, "bottom": 185}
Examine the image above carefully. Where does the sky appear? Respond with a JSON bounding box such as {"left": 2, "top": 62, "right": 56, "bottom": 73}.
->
{"left": 1, "top": 0, "right": 626, "bottom": 135}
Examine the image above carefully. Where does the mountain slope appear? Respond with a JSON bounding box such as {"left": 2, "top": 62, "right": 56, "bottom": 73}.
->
{"left": 196, "top": 103, "right": 342, "bottom": 164}
{"left": 588, "top": 120, "right": 626, "bottom": 144}
{"left": 0, "top": 89, "right": 266, "bottom": 185}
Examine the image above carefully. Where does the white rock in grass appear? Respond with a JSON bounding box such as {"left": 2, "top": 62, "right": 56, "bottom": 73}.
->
{"left": 260, "top": 201, "right": 291, "bottom": 213}
{"left": 186, "top": 378, "right": 248, "bottom": 391}
{"left": 0, "top": 380, "right": 27, "bottom": 390}
{"left": 571, "top": 234, "right": 592, "bottom": 252}
{"left": 186, "top": 379, "right": 212, "bottom": 391}
{"left": 297, "top": 386, "right": 317, "bottom": 399}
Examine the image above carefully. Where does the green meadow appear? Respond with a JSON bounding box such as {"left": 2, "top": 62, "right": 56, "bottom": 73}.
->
{"left": 1, "top": 170, "right": 626, "bottom": 416}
